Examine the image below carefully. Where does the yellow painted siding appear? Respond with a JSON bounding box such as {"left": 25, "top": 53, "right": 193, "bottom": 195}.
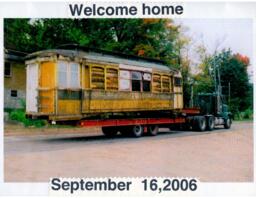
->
{"left": 4, "top": 63, "right": 26, "bottom": 90}
{"left": 82, "top": 65, "right": 90, "bottom": 89}
{"left": 26, "top": 55, "right": 184, "bottom": 121}
{"left": 173, "top": 94, "right": 183, "bottom": 109}
{"left": 173, "top": 84, "right": 183, "bottom": 109}
{"left": 58, "top": 100, "right": 81, "bottom": 114}
{"left": 82, "top": 99, "right": 172, "bottom": 113}
{"left": 38, "top": 62, "right": 56, "bottom": 113}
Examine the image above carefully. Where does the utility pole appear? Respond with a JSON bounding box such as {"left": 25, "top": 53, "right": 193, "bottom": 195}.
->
{"left": 190, "top": 83, "right": 194, "bottom": 107}
{"left": 212, "top": 52, "right": 222, "bottom": 114}
{"left": 228, "top": 82, "right": 231, "bottom": 107}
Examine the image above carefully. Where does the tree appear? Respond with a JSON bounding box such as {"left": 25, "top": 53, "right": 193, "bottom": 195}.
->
{"left": 193, "top": 48, "right": 251, "bottom": 115}
{"left": 4, "top": 19, "right": 32, "bottom": 52}
{"left": 218, "top": 50, "right": 250, "bottom": 113}
{"left": 4, "top": 18, "right": 183, "bottom": 67}
{"left": 193, "top": 45, "right": 215, "bottom": 96}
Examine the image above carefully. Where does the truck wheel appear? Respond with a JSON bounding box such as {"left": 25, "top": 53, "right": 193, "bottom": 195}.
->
{"left": 102, "top": 127, "right": 118, "bottom": 137}
{"left": 131, "top": 125, "right": 143, "bottom": 137}
{"left": 207, "top": 116, "right": 215, "bottom": 131}
{"left": 196, "top": 116, "right": 206, "bottom": 131}
{"left": 148, "top": 125, "right": 159, "bottom": 136}
{"left": 224, "top": 118, "right": 231, "bottom": 129}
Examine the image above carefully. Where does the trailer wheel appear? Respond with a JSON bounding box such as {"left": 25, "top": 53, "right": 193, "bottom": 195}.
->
{"left": 102, "top": 127, "right": 118, "bottom": 137}
{"left": 224, "top": 117, "right": 231, "bottom": 129}
{"left": 195, "top": 116, "right": 206, "bottom": 131}
{"left": 148, "top": 125, "right": 159, "bottom": 136}
{"left": 207, "top": 116, "right": 215, "bottom": 131}
{"left": 131, "top": 125, "right": 143, "bottom": 137}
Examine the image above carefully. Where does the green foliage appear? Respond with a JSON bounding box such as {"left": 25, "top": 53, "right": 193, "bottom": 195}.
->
{"left": 4, "top": 19, "right": 32, "bottom": 52}
{"left": 9, "top": 99, "right": 46, "bottom": 128}
{"left": 4, "top": 19, "right": 182, "bottom": 66}
{"left": 234, "top": 108, "right": 253, "bottom": 120}
{"left": 9, "top": 109, "right": 46, "bottom": 127}
{"left": 180, "top": 58, "right": 192, "bottom": 107}
{"left": 193, "top": 48, "right": 252, "bottom": 118}
{"left": 5, "top": 18, "right": 252, "bottom": 120}
{"left": 9, "top": 109, "right": 25, "bottom": 122}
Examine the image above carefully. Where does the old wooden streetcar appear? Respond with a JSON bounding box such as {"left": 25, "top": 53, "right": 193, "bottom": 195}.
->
{"left": 25, "top": 45, "right": 231, "bottom": 137}
{"left": 25, "top": 45, "right": 183, "bottom": 119}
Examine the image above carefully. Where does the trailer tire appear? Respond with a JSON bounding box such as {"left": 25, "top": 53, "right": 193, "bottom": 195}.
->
{"left": 207, "top": 116, "right": 215, "bottom": 131}
{"left": 102, "top": 127, "right": 118, "bottom": 137}
{"left": 148, "top": 125, "right": 159, "bottom": 136}
{"left": 131, "top": 125, "right": 143, "bottom": 137}
{"left": 224, "top": 117, "right": 231, "bottom": 129}
{"left": 195, "top": 116, "right": 206, "bottom": 131}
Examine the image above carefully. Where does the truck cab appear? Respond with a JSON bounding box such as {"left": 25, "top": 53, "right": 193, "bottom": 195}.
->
{"left": 195, "top": 93, "right": 232, "bottom": 129}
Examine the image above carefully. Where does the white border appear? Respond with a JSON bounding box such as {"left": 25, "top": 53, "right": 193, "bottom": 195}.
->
{"left": 0, "top": 1, "right": 255, "bottom": 196}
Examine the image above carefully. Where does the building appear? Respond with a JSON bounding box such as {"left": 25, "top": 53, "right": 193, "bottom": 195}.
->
{"left": 4, "top": 49, "right": 27, "bottom": 110}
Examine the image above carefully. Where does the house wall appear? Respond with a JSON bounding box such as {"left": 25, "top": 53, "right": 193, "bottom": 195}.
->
{"left": 4, "top": 62, "right": 26, "bottom": 109}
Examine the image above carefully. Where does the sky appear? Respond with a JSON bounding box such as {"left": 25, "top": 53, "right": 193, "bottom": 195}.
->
{"left": 174, "top": 18, "right": 253, "bottom": 79}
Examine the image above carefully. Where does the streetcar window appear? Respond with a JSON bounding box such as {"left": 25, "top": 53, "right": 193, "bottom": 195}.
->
{"left": 91, "top": 66, "right": 105, "bottom": 89}
{"left": 131, "top": 71, "right": 142, "bottom": 80}
{"left": 152, "top": 74, "right": 161, "bottom": 92}
{"left": 143, "top": 81, "right": 150, "bottom": 92}
{"left": 58, "top": 61, "right": 68, "bottom": 88}
{"left": 58, "top": 61, "right": 80, "bottom": 89}
{"left": 143, "top": 73, "right": 151, "bottom": 92}
{"left": 162, "top": 76, "right": 170, "bottom": 93}
{"left": 119, "top": 70, "right": 131, "bottom": 91}
{"left": 132, "top": 80, "right": 141, "bottom": 91}
{"left": 70, "top": 62, "right": 80, "bottom": 88}
{"left": 106, "top": 68, "right": 118, "bottom": 90}
{"left": 131, "top": 71, "right": 142, "bottom": 91}
{"left": 174, "top": 77, "right": 182, "bottom": 86}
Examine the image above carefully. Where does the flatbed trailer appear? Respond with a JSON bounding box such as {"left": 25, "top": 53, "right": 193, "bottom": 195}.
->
{"left": 79, "top": 117, "right": 186, "bottom": 128}
{"left": 77, "top": 108, "right": 231, "bottom": 137}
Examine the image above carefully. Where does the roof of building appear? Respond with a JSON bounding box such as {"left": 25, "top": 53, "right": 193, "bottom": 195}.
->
{"left": 26, "top": 44, "right": 178, "bottom": 73}
{"left": 4, "top": 49, "right": 28, "bottom": 62}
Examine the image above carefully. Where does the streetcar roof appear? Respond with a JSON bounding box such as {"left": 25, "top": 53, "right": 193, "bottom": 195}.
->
{"left": 26, "top": 44, "right": 178, "bottom": 73}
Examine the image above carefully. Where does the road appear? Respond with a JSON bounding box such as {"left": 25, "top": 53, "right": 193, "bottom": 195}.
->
{"left": 4, "top": 121, "right": 253, "bottom": 182}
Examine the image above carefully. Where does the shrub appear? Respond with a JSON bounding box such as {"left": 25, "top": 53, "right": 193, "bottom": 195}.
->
{"left": 9, "top": 109, "right": 26, "bottom": 122}
{"left": 9, "top": 109, "right": 46, "bottom": 128}
{"left": 234, "top": 108, "right": 253, "bottom": 120}
{"left": 243, "top": 108, "right": 253, "bottom": 119}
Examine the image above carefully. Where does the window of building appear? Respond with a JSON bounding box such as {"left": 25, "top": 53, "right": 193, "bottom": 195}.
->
{"left": 131, "top": 71, "right": 142, "bottom": 91}
{"left": 174, "top": 77, "right": 182, "bottom": 86}
{"left": 11, "top": 90, "right": 17, "bottom": 97}
{"left": 4, "top": 62, "right": 11, "bottom": 77}
{"left": 58, "top": 61, "right": 80, "bottom": 89}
